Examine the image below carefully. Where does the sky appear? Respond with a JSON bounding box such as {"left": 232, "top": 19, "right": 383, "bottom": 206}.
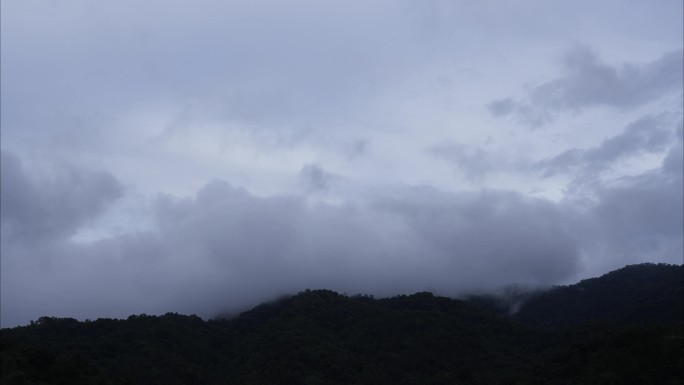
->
{"left": 1, "top": 0, "right": 682, "bottom": 327}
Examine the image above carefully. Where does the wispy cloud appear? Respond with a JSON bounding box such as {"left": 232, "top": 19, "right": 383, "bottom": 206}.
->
{"left": 489, "top": 47, "right": 683, "bottom": 127}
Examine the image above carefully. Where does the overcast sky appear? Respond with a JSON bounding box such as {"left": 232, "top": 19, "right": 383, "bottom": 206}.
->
{"left": 1, "top": 0, "right": 682, "bottom": 327}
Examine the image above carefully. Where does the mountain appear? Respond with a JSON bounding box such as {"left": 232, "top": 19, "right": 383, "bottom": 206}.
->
{"left": 513, "top": 263, "right": 683, "bottom": 329}
{"left": 1, "top": 264, "right": 682, "bottom": 385}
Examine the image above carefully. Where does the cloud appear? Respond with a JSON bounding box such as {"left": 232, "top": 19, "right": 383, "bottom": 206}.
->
{"left": 298, "top": 164, "right": 338, "bottom": 193}
{"left": 429, "top": 142, "right": 530, "bottom": 182}
{"left": 1, "top": 137, "right": 680, "bottom": 327}
{"left": 487, "top": 98, "right": 516, "bottom": 117}
{"left": 0, "top": 151, "right": 123, "bottom": 246}
{"left": 0, "top": 0, "right": 426, "bottom": 137}
{"left": 150, "top": 181, "right": 582, "bottom": 295}
{"left": 1, "top": 171, "right": 583, "bottom": 327}
{"left": 535, "top": 115, "right": 675, "bottom": 177}
{"left": 1, "top": 0, "right": 681, "bottom": 330}
{"left": 345, "top": 139, "right": 370, "bottom": 159}
{"left": 370, "top": 187, "right": 580, "bottom": 286}
{"left": 489, "top": 47, "right": 683, "bottom": 126}
{"left": 430, "top": 143, "right": 496, "bottom": 181}
{"left": 571, "top": 139, "right": 683, "bottom": 274}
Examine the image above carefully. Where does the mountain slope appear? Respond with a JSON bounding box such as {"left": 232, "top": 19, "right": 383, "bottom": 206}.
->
{"left": 219, "top": 290, "right": 537, "bottom": 384}
{"left": 514, "top": 263, "right": 683, "bottom": 329}
{"left": 1, "top": 291, "right": 535, "bottom": 384}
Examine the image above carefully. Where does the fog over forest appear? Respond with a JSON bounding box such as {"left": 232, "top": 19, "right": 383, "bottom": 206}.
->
{"left": 1, "top": 0, "right": 682, "bottom": 327}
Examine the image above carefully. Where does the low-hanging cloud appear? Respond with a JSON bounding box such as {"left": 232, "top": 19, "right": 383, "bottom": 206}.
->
{"left": 2, "top": 137, "right": 681, "bottom": 327}
{"left": 1, "top": 158, "right": 583, "bottom": 327}
{"left": 571, "top": 138, "right": 683, "bottom": 274}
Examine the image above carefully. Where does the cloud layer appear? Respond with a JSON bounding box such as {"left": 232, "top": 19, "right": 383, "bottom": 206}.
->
{"left": 1, "top": 158, "right": 581, "bottom": 325}
{"left": 1, "top": 0, "right": 682, "bottom": 327}
{"left": 2, "top": 139, "right": 681, "bottom": 327}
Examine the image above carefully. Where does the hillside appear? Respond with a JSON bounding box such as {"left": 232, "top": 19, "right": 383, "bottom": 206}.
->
{"left": 1, "top": 264, "right": 682, "bottom": 385}
{"left": 514, "top": 263, "right": 684, "bottom": 329}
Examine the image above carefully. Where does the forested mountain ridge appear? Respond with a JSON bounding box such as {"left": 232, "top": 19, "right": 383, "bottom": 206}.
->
{"left": 464, "top": 263, "right": 684, "bottom": 329}
{"left": 1, "top": 264, "right": 682, "bottom": 384}
{"left": 514, "top": 263, "right": 683, "bottom": 329}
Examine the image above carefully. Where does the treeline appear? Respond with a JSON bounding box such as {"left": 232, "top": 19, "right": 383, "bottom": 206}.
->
{"left": 1, "top": 263, "right": 682, "bottom": 384}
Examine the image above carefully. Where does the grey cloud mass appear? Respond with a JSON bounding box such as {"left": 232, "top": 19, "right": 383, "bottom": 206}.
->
{"left": 536, "top": 116, "right": 677, "bottom": 177}
{"left": 574, "top": 139, "right": 683, "bottom": 274}
{"left": 490, "top": 47, "right": 683, "bottom": 127}
{"left": 1, "top": 173, "right": 583, "bottom": 327}
{"left": 1, "top": 0, "right": 682, "bottom": 327}
{"left": 1, "top": 151, "right": 123, "bottom": 246}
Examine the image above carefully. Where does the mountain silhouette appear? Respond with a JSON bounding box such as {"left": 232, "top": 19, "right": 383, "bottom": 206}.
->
{"left": 1, "top": 263, "right": 682, "bottom": 384}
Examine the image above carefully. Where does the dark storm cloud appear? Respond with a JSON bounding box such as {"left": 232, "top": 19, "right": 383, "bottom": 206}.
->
{"left": 490, "top": 47, "right": 683, "bottom": 126}
{"left": 535, "top": 116, "right": 675, "bottom": 176}
{"left": 1, "top": 170, "right": 582, "bottom": 327}
{"left": 0, "top": 151, "right": 123, "bottom": 245}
